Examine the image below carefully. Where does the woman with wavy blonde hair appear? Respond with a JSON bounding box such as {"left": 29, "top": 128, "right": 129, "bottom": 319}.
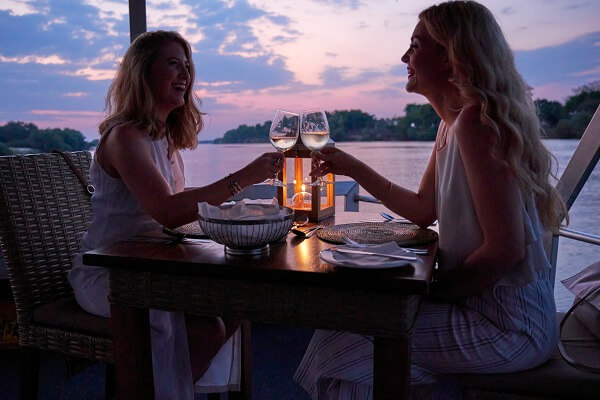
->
{"left": 294, "top": 2, "right": 565, "bottom": 398}
{"left": 419, "top": 1, "right": 566, "bottom": 232}
{"left": 69, "top": 30, "right": 284, "bottom": 398}
{"left": 99, "top": 30, "right": 202, "bottom": 150}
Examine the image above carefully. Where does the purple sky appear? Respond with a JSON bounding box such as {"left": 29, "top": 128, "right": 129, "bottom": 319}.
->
{"left": 1, "top": 0, "right": 599, "bottom": 141}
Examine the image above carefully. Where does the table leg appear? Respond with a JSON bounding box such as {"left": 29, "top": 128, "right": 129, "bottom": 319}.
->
{"left": 110, "top": 303, "right": 154, "bottom": 399}
{"left": 374, "top": 336, "right": 411, "bottom": 400}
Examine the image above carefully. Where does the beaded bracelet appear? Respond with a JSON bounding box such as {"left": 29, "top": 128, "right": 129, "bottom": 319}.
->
{"left": 227, "top": 174, "right": 242, "bottom": 196}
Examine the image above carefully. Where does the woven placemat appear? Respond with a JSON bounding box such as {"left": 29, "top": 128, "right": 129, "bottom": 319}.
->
{"left": 163, "top": 221, "right": 208, "bottom": 239}
{"left": 317, "top": 222, "right": 438, "bottom": 246}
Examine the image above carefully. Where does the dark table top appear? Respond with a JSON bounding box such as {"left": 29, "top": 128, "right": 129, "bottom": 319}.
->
{"left": 83, "top": 212, "right": 437, "bottom": 295}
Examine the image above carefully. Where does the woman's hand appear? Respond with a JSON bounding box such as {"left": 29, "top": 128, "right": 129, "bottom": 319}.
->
{"left": 310, "top": 147, "right": 357, "bottom": 179}
{"left": 239, "top": 152, "right": 285, "bottom": 184}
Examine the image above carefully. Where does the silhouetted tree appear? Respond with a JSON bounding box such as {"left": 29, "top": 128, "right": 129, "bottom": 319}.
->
{"left": 0, "top": 142, "right": 12, "bottom": 155}
{"left": 215, "top": 121, "right": 271, "bottom": 144}
{"left": 327, "top": 110, "right": 376, "bottom": 141}
{"left": 400, "top": 104, "right": 440, "bottom": 141}
{"left": 535, "top": 99, "right": 564, "bottom": 131}
{"left": 564, "top": 90, "right": 600, "bottom": 115}
{"left": 0, "top": 121, "right": 95, "bottom": 151}
{"left": 0, "top": 121, "right": 38, "bottom": 146}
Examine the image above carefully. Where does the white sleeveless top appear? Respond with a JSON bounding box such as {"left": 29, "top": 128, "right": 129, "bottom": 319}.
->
{"left": 68, "top": 128, "right": 195, "bottom": 399}
{"left": 78, "top": 134, "right": 180, "bottom": 253}
{"left": 435, "top": 121, "right": 552, "bottom": 287}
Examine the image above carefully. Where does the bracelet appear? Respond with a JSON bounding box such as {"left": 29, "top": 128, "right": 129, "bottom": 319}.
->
{"left": 227, "top": 174, "right": 242, "bottom": 196}
{"left": 386, "top": 180, "right": 394, "bottom": 199}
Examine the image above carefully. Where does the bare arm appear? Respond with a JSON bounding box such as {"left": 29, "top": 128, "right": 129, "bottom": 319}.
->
{"left": 432, "top": 106, "right": 526, "bottom": 300}
{"left": 312, "top": 145, "right": 437, "bottom": 228}
{"left": 100, "top": 125, "right": 283, "bottom": 228}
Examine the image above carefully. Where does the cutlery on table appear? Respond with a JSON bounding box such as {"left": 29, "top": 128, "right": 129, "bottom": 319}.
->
{"left": 358, "top": 219, "right": 412, "bottom": 224}
{"left": 381, "top": 212, "right": 438, "bottom": 226}
{"left": 342, "top": 236, "right": 428, "bottom": 255}
{"left": 292, "top": 214, "right": 310, "bottom": 229}
{"left": 126, "top": 236, "right": 210, "bottom": 245}
{"left": 380, "top": 212, "right": 412, "bottom": 223}
{"left": 291, "top": 225, "right": 323, "bottom": 238}
{"left": 332, "top": 247, "right": 417, "bottom": 261}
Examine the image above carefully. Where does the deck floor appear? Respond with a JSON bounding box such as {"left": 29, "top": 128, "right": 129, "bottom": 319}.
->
{"left": 0, "top": 323, "right": 313, "bottom": 400}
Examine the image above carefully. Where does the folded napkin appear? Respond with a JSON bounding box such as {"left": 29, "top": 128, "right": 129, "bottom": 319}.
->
{"left": 198, "top": 198, "right": 286, "bottom": 221}
{"left": 329, "top": 242, "right": 417, "bottom": 269}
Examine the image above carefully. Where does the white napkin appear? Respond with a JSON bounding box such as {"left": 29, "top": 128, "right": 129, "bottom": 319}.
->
{"left": 329, "top": 242, "right": 417, "bottom": 269}
{"left": 198, "top": 198, "right": 286, "bottom": 220}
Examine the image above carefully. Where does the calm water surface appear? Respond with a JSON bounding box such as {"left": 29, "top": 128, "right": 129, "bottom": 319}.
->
{"left": 181, "top": 139, "right": 599, "bottom": 311}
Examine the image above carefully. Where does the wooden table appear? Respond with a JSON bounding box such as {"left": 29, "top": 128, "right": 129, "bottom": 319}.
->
{"left": 83, "top": 212, "right": 437, "bottom": 399}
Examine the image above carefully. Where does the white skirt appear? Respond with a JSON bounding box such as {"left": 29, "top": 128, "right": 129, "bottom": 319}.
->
{"left": 69, "top": 259, "right": 240, "bottom": 399}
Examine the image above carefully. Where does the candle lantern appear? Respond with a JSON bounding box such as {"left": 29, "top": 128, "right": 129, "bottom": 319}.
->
{"left": 277, "top": 137, "right": 335, "bottom": 221}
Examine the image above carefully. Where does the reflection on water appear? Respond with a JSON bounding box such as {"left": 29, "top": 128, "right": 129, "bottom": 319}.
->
{"left": 181, "top": 140, "right": 597, "bottom": 310}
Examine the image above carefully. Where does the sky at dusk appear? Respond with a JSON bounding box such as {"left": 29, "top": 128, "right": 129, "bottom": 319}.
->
{"left": 1, "top": 0, "right": 599, "bottom": 141}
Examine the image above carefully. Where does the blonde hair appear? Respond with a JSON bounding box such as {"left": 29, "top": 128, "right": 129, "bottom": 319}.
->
{"left": 419, "top": 1, "right": 567, "bottom": 232}
{"left": 99, "top": 30, "right": 202, "bottom": 150}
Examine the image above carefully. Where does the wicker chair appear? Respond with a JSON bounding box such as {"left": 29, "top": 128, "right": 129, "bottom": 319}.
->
{"left": 0, "top": 151, "right": 113, "bottom": 399}
{"left": 0, "top": 151, "right": 251, "bottom": 399}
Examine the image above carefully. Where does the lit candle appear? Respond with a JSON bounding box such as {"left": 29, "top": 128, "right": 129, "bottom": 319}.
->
{"left": 291, "top": 184, "right": 312, "bottom": 208}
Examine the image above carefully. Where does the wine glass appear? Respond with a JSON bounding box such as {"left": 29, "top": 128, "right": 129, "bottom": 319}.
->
{"left": 265, "top": 110, "right": 299, "bottom": 187}
{"left": 300, "top": 109, "right": 330, "bottom": 186}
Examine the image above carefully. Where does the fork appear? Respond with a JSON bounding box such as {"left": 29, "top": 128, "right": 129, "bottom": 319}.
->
{"left": 342, "top": 236, "right": 368, "bottom": 247}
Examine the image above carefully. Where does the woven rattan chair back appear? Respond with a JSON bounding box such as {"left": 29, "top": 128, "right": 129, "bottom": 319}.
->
{"left": 0, "top": 151, "right": 93, "bottom": 322}
{"left": 0, "top": 151, "right": 250, "bottom": 399}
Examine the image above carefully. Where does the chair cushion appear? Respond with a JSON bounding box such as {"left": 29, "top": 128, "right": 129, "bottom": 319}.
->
{"left": 457, "top": 312, "right": 600, "bottom": 399}
{"left": 32, "top": 297, "right": 111, "bottom": 337}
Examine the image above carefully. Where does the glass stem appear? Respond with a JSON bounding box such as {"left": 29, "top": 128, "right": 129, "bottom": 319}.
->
{"left": 311, "top": 151, "right": 322, "bottom": 186}
{"left": 275, "top": 149, "right": 282, "bottom": 182}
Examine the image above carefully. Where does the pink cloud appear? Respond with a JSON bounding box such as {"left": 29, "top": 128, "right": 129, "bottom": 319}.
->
{"left": 531, "top": 83, "right": 575, "bottom": 102}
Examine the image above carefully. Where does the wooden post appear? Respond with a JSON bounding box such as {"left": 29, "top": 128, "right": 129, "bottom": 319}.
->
{"left": 110, "top": 303, "right": 154, "bottom": 399}
{"left": 128, "top": 0, "right": 147, "bottom": 43}
{"left": 374, "top": 336, "right": 411, "bottom": 400}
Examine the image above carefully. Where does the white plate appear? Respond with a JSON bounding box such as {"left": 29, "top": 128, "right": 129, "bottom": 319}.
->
{"left": 319, "top": 247, "right": 414, "bottom": 270}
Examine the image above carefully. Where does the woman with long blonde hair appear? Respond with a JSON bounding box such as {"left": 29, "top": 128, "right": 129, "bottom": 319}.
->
{"left": 69, "top": 30, "right": 283, "bottom": 398}
{"left": 294, "top": 2, "right": 566, "bottom": 398}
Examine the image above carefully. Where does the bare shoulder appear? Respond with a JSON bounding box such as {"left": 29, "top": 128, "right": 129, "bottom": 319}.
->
{"left": 454, "top": 104, "right": 496, "bottom": 155}
{"left": 99, "top": 123, "right": 152, "bottom": 176}
{"left": 106, "top": 123, "right": 150, "bottom": 149}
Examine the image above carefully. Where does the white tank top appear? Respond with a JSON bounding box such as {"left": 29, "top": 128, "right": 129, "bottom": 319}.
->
{"left": 78, "top": 126, "right": 182, "bottom": 253}
{"left": 435, "top": 121, "right": 552, "bottom": 287}
{"left": 68, "top": 125, "right": 195, "bottom": 399}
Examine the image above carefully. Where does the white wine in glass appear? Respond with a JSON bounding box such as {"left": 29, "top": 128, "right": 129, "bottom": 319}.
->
{"left": 270, "top": 136, "right": 298, "bottom": 151}
{"left": 300, "top": 131, "right": 329, "bottom": 150}
{"left": 300, "top": 109, "right": 331, "bottom": 186}
{"left": 266, "top": 110, "right": 299, "bottom": 186}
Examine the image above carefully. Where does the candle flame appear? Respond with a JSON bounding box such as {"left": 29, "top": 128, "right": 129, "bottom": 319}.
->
{"left": 302, "top": 184, "right": 306, "bottom": 192}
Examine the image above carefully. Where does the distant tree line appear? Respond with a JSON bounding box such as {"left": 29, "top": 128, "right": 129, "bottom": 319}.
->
{"left": 1, "top": 86, "right": 598, "bottom": 154}
{"left": 215, "top": 87, "right": 599, "bottom": 143}
{"left": 535, "top": 86, "right": 600, "bottom": 138}
{"left": 0, "top": 122, "right": 98, "bottom": 156}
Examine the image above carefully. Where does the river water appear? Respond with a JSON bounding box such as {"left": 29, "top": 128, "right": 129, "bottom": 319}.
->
{"left": 181, "top": 139, "right": 599, "bottom": 311}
